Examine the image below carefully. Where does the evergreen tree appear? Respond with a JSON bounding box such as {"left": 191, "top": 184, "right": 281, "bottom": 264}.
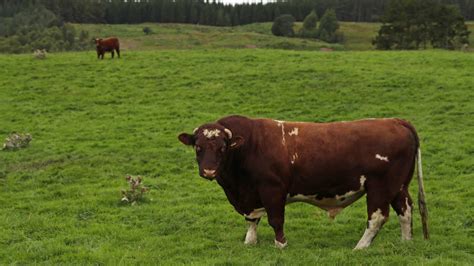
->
{"left": 271, "top": 14, "right": 295, "bottom": 37}
{"left": 300, "top": 10, "right": 318, "bottom": 39}
{"left": 373, "top": 0, "right": 470, "bottom": 50}
{"left": 319, "top": 9, "right": 339, "bottom": 42}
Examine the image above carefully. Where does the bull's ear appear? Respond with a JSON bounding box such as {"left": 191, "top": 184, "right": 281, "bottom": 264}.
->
{"left": 178, "top": 133, "right": 194, "bottom": 146}
{"left": 229, "top": 136, "right": 244, "bottom": 149}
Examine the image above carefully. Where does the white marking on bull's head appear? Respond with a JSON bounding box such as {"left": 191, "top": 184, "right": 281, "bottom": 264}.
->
{"left": 203, "top": 169, "right": 216, "bottom": 178}
{"left": 203, "top": 128, "right": 221, "bottom": 139}
{"left": 375, "top": 154, "right": 389, "bottom": 162}
{"left": 288, "top": 127, "right": 299, "bottom": 136}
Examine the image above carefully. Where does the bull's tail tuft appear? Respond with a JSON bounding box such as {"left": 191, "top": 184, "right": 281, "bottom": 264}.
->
{"left": 416, "top": 148, "right": 429, "bottom": 239}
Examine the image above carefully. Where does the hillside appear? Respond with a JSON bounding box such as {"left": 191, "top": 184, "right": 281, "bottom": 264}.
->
{"left": 78, "top": 23, "right": 343, "bottom": 51}
{"left": 77, "top": 21, "right": 474, "bottom": 51}
{"left": 1, "top": 49, "right": 473, "bottom": 264}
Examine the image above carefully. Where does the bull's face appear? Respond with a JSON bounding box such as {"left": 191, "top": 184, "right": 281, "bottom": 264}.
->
{"left": 94, "top": 38, "right": 102, "bottom": 48}
{"left": 178, "top": 124, "right": 244, "bottom": 180}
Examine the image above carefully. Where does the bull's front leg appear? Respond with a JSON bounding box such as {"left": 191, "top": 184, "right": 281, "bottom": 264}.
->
{"left": 244, "top": 217, "right": 260, "bottom": 245}
{"left": 259, "top": 186, "right": 287, "bottom": 249}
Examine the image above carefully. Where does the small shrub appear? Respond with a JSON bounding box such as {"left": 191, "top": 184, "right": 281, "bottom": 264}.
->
{"left": 143, "top": 27, "right": 153, "bottom": 35}
{"left": 121, "top": 175, "right": 149, "bottom": 205}
{"left": 33, "top": 49, "right": 47, "bottom": 59}
{"left": 319, "top": 9, "right": 340, "bottom": 43}
{"left": 2, "top": 132, "right": 32, "bottom": 150}
{"left": 271, "top": 14, "right": 295, "bottom": 37}
{"left": 303, "top": 10, "right": 318, "bottom": 30}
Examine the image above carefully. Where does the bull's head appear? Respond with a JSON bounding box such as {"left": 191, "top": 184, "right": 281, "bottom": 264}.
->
{"left": 94, "top": 38, "right": 102, "bottom": 47}
{"left": 178, "top": 124, "right": 244, "bottom": 180}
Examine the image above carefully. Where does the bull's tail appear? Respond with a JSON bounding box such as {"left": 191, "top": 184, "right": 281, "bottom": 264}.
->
{"left": 397, "top": 119, "right": 429, "bottom": 240}
{"left": 416, "top": 148, "right": 429, "bottom": 239}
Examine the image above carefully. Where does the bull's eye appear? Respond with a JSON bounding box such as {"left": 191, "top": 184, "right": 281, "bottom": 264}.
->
{"left": 195, "top": 146, "right": 202, "bottom": 153}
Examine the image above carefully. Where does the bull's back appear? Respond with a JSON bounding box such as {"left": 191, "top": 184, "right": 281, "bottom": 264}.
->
{"left": 100, "top": 37, "right": 120, "bottom": 48}
{"left": 255, "top": 118, "right": 417, "bottom": 186}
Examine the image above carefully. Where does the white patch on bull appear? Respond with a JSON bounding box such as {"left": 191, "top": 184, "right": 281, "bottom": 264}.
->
{"left": 287, "top": 177, "right": 366, "bottom": 217}
{"left": 287, "top": 190, "right": 365, "bottom": 210}
{"left": 360, "top": 175, "right": 366, "bottom": 187}
{"left": 244, "top": 221, "right": 258, "bottom": 245}
{"left": 203, "top": 169, "right": 216, "bottom": 177}
{"left": 290, "top": 153, "right": 299, "bottom": 164}
{"left": 288, "top": 127, "right": 299, "bottom": 136}
{"left": 399, "top": 197, "right": 412, "bottom": 240}
{"left": 354, "top": 209, "right": 387, "bottom": 250}
{"left": 244, "top": 208, "right": 266, "bottom": 220}
{"left": 375, "top": 154, "right": 389, "bottom": 162}
{"left": 274, "top": 239, "right": 288, "bottom": 249}
{"left": 276, "top": 120, "right": 286, "bottom": 146}
{"left": 203, "top": 128, "right": 221, "bottom": 138}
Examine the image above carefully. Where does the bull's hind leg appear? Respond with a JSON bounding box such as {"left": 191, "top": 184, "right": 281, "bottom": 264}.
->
{"left": 116, "top": 48, "right": 120, "bottom": 58}
{"left": 354, "top": 178, "right": 390, "bottom": 250}
{"left": 391, "top": 189, "right": 413, "bottom": 240}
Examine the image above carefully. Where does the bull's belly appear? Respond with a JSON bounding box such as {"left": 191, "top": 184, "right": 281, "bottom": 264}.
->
{"left": 244, "top": 190, "right": 366, "bottom": 221}
{"left": 286, "top": 189, "right": 366, "bottom": 211}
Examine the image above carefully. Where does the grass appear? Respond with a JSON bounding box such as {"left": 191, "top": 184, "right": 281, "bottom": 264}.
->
{"left": 78, "top": 22, "right": 342, "bottom": 51}
{"left": 76, "top": 21, "right": 474, "bottom": 51}
{"left": 0, "top": 49, "right": 473, "bottom": 264}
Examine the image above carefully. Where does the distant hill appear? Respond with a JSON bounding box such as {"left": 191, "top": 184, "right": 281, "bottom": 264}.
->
{"left": 76, "top": 22, "right": 474, "bottom": 51}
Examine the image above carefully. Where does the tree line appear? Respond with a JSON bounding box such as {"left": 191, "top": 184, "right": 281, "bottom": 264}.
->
{"left": 1, "top": 0, "right": 473, "bottom": 27}
{"left": 0, "top": 5, "right": 91, "bottom": 53}
{"left": 373, "top": 0, "right": 470, "bottom": 50}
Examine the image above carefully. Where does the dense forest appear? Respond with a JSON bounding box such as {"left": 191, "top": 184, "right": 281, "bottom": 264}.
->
{"left": 1, "top": 0, "right": 473, "bottom": 27}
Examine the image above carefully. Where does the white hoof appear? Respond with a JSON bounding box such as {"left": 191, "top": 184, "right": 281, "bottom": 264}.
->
{"left": 244, "top": 236, "right": 257, "bottom": 245}
{"left": 274, "top": 239, "right": 288, "bottom": 249}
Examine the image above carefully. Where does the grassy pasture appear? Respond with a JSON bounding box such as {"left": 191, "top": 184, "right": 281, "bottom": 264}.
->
{"left": 79, "top": 22, "right": 342, "bottom": 51}
{"left": 0, "top": 49, "right": 473, "bottom": 264}
{"left": 77, "top": 22, "right": 474, "bottom": 52}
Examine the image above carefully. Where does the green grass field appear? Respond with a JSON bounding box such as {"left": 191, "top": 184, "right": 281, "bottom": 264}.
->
{"left": 78, "top": 22, "right": 342, "bottom": 51}
{"left": 76, "top": 21, "right": 474, "bottom": 51}
{"left": 1, "top": 49, "right": 473, "bottom": 264}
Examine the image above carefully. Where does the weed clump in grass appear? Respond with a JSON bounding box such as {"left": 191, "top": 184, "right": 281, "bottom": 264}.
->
{"left": 2, "top": 132, "right": 32, "bottom": 150}
{"left": 34, "top": 49, "right": 47, "bottom": 59}
{"left": 121, "top": 175, "right": 149, "bottom": 205}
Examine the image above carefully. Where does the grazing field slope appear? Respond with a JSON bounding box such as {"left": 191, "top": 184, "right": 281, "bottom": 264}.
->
{"left": 76, "top": 21, "right": 474, "bottom": 51}
{"left": 78, "top": 22, "right": 342, "bottom": 51}
{"left": 0, "top": 50, "right": 473, "bottom": 264}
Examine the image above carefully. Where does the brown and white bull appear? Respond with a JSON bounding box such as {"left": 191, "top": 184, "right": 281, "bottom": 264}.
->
{"left": 95, "top": 37, "right": 120, "bottom": 59}
{"left": 178, "top": 115, "right": 429, "bottom": 249}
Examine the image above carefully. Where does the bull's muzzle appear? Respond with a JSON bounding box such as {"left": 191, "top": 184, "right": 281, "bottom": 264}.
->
{"left": 203, "top": 169, "right": 216, "bottom": 180}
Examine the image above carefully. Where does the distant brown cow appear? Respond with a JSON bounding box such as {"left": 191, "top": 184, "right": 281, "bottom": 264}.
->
{"left": 95, "top": 37, "right": 120, "bottom": 59}
{"left": 178, "top": 115, "right": 429, "bottom": 249}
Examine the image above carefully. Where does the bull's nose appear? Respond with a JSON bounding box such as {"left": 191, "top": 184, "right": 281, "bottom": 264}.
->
{"left": 203, "top": 169, "right": 216, "bottom": 177}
